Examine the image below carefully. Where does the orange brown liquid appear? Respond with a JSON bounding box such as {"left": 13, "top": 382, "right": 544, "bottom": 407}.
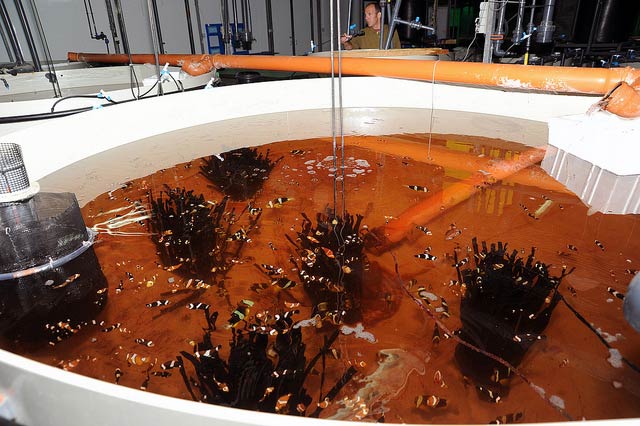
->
{"left": 4, "top": 134, "right": 640, "bottom": 424}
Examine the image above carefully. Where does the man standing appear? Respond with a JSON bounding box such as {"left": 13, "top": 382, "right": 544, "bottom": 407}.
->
{"left": 340, "top": 3, "right": 401, "bottom": 50}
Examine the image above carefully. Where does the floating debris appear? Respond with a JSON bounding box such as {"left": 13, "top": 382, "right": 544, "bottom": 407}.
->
{"left": 200, "top": 147, "right": 281, "bottom": 200}
{"left": 340, "top": 323, "right": 376, "bottom": 343}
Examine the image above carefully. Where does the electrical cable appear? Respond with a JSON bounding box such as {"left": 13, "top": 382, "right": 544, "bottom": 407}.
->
{"left": 2, "top": 76, "right": 197, "bottom": 125}
{"left": 50, "top": 93, "right": 118, "bottom": 113}
{"left": 129, "top": 64, "right": 141, "bottom": 99}
{"left": 462, "top": 32, "right": 478, "bottom": 62}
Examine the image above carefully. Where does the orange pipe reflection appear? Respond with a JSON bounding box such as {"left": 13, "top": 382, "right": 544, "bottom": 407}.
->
{"left": 366, "top": 147, "right": 546, "bottom": 251}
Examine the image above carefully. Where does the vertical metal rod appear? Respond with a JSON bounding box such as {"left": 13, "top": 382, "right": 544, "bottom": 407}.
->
{"left": 289, "top": 0, "right": 296, "bottom": 55}
{"left": 231, "top": 0, "right": 239, "bottom": 42}
{"left": 0, "top": 17, "right": 14, "bottom": 62}
{"left": 309, "top": 0, "right": 314, "bottom": 43}
{"left": 14, "top": 0, "right": 41, "bottom": 70}
{"left": 150, "top": 0, "right": 165, "bottom": 54}
{"left": 432, "top": 0, "right": 438, "bottom": 35}
{"left": 316, "top": 0, "right": 322, "bottom": 52}
{"left": 482, "top": 0, "right": 496, "bottom": 63}
{"left": 446, "top": 0, "right": 451, "bottom": 39}
{"left": 512, "top": 0, "right": 526, "bottom": 44}
{"left": 184, "top": 0, "right": 195, "bottom": 54}
{"left": 240, "top": 0, "right": 251, "bottom": 50}
{"left": 524, "top": 0, "right": 536, "bottom": 65}
{"left": 221, "top": 0, "right": 231, "bottom": 54}
{"left": 0, "top": 0, "right": 24, "bottom": 64}
{"left": 145, "top": 0, "right": 163, "bottom": 95}
{"left": 194, "top": 0, "right": 205, "bottom": 53}
{"left": 346, "top": 0, "right": 353, "bottom": 34}
{"left": 385, "top": 0, "right": 402, "bottom": 49}
{"left": 104, "top": 0, "right": 121, "bottom": 54}
{"left": 113, "top": 0, "right": 130, "bottom": 56}
{"left": 241, "top": 0, "right": 250, "bottom": 32}
{"left": 570, "top": 0, "right": 582, "bottom": 41}
{"left": 330, "top": 0, "right": 337, "bottom": 215}
{"left": 379, "top": 1, "right": 385, "bottom": 49}
{"left": 336, "top": 0, "right": 345, "bottom": 218}
{"left": 265, "top": 0, "right": 274, "bottom": 53}
{"left": 27, "top": 0, "right": 60, "bottom": 96}
{"left": 586, "top": 0, "right": 602, "bottom": 56}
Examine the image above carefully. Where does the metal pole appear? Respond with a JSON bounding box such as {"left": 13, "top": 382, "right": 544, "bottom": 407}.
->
{"left": 385, "top": 0, "right": 402, "bottom": 49}
{"left": 379, "top": 1, "right": 385, "bottom": 49}
{"left": 104, "top": 0, "right": 121, "bottom": 54}
{"left": 27, "top": 0, "right": 60, "bottom": 96}
{"left": 145, "top": 0, "right": 163, "bottom": 95}
{"left": 265, "top": 0, "right": 274, "bottom": 53}
{"left": 113, "top": 0, "right": 130, "bottom": 56}
{"left": 309, "top": 0, "right": 314, "bottom": 46}
{"left": 316, "top": 0, "right": 322, "bottom": 52}
{"left": 289, "top": 0, "right": 296, "bottom": 55}
{"left": 184, "top": 0, "right": 195, "bottom": 54}
{"left": 231, "top": 0, "right": 239, "bottom": 47}
{"left": 0, "top": 0, "right": 24, "bottom": 64}
{"left": 346, "top": 0, "right": 353, "bottom": 34}
{"left": 240, "top": 0, "right": 252, "bottom": 50}
{"left": 14, "top": 0, "right": 41, "bottom": 70}
{"left": 0, "top": 17, "right": 14, "bottom": 62}
{"left": 524, "top": 0, "right": 537, "bottom": 65}
{"left": 511, "top": 0, "right": 526, "bottom": 44}
{"left": 482, "top": 0, "right": 496, "bottom": 63}
{"left": 536, "top": 0, "right": 555, "bottom": 43}
{"left": 150, "top": 0, "right": 165, "bottom": 54}
{"left": 220, "top": 0, "right": 231, "bottom": 54}
{"left": 194, "top": 0, "right": 205, "bottom": 53}
{"left": 586, "top": 0, "right": 602, "bottom": 56}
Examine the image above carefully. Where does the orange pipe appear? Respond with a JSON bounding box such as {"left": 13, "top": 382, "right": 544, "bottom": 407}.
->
{"left": 366, "top": 148, "right": 546, "bottom": 252}
{"left": 68, "top": 52, "right": 640, "bottom": 96}
{"left": 602, "top": 78, "right": 640, "bottom": 118}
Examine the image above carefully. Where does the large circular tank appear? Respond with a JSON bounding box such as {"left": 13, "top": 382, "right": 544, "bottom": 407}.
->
{"left": 0, "top": 76, "right": 635, "bottom": 426}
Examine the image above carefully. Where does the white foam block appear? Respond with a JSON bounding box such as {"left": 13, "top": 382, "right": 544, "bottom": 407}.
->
{"left": 543, "top": 111, "right": 640, "bottom": 214}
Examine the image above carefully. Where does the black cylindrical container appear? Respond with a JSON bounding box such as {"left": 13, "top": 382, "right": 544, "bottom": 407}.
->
{"left": 0, "top": 192, "right": 107, "bottom": 341}
{"left": 235, "top": 71, "right": 262, "bottom": 84}
{"left": 573, "top": 0, "right": 639, "bottom": 43}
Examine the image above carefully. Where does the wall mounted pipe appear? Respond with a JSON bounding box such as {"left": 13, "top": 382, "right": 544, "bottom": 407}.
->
{"left": 67, "top": 51, "right": 640, "bottom": 98}
{"left": 492, "top": 0, "right": 508, "bottom": 57}
{"left": 511, "top": 0, "right": 526, "bottom": 44}
{"left": 536, "top": 0, "right": 556, "bottom": 43}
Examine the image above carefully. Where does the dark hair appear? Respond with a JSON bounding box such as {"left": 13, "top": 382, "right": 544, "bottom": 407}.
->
{"left": 365, "top": 2, "right": 381, "bottom": 13}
